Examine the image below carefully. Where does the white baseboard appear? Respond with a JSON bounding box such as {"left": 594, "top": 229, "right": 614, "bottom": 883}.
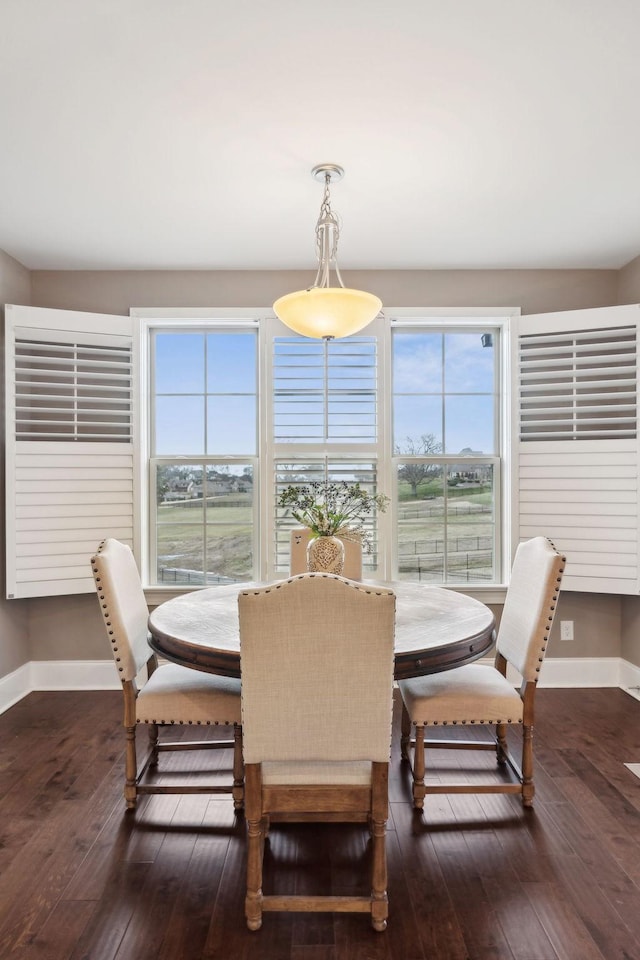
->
{"left": 0, "top": 663, "right": 32, "bottom": 714}
{"left": 2, "top": 656, "right": 640, "bottom": 717}
{"left": 0, "top": 660, "right": 119, "bottom": 715}
{"left": 538, "top": 656, "right": 622, "bottom": 688}
{"left": 29, "top": 660, "right": 120, "bottom": 692}
{"left": 619, "top": 659, "right": 640, "bottom": 701}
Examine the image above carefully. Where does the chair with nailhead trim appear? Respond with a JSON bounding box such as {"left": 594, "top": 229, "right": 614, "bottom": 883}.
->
{"left": 239, "top": 574, "right": 396, "bottom": 932}
{"left": 399, "top": 537, "right": 565, "bottom": 810}
{"left": 91, "top": 538, "right": 243, "bottom": 811}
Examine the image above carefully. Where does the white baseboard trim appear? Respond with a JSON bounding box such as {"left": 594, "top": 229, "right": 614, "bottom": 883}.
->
{"left": 0, "top": 660, "right": 119, "bottom": 716}
{"left": 30, "top": 660, "right": 120, "bottom": 692}
{"left": 446, "top": 655, "right": 634, "bottom": 690}
{"left": 2, "top": 656, "right": 640, "bottom": 717}
{"left": 619, "top": 659, "right": 640, "bottom": 702}
{"left": 538, "top": 656, "right": 622, "bottom": 688}
{"left": 0, "top": 663, "right": 32, "bottom": 715}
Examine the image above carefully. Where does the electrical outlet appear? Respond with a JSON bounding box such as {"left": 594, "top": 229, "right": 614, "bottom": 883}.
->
{"left": 560, "top": 620, "right": 574, "bottom": 641}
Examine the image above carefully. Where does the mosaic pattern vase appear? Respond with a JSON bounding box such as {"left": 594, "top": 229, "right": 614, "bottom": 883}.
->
{"left": 306, "top": 535, "right": 345, "bottom": 575}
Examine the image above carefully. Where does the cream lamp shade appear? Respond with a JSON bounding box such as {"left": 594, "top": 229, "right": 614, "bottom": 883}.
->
{"left": 273, "top": 286, "right": 382, "bottom": 340}
{"left": 273, "top": 163, "right": 382, "bottom": 340}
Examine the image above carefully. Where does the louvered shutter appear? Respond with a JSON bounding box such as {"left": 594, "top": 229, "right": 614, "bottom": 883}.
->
{"left": 273, "top": 336, "right": 377, "bottom": 443}
{"left": 271, "top": 335, "right": 382, "bottom": 573}
{"left": 5, "top": 304, "right": 137, "bottom": 599}
{"left": 512, "top": 303, "right": 640, "bottom": 594}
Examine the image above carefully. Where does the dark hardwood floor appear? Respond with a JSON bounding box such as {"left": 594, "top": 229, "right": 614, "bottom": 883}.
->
{"left": 1, "top": 687, "right": 640, "bottom": 959}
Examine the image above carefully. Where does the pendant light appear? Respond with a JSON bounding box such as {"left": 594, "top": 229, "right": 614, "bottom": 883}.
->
{"left": 273, "top": 164, "right": 382, "bottom": 340}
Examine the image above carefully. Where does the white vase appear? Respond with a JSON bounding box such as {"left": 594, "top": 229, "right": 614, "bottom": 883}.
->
{"left": 306, "top": 535, "right": 345, "bottom": 575}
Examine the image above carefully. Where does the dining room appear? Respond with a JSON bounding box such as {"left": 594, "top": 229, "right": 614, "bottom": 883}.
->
{"left": 2, "top": 2, "right": 640, "bottom": 958}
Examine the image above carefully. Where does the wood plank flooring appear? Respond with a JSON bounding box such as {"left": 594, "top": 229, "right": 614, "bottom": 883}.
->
{"left": 0, "top": 688, "right": 639, "bottom": 959}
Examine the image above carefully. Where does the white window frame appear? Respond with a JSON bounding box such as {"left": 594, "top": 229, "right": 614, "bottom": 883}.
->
{"left": 386, "top": 308, "right": 516, "bottom": 595}
{"left": 133, "top": 309, "right": 263, "bottom": 597}
{"left": 135, "top": 307, "right": 514, "bottom": 601}
{"left": 6, "top": 305, "right": 519, "bottom": 603}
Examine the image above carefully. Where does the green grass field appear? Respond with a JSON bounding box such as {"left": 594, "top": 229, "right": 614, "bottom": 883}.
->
{"left": 154, "top": 486, "right": 495, "bottom": 583}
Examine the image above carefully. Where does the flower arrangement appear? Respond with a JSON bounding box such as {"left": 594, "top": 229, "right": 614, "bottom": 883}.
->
{"left": 278, "top": 480, "right": 389, "bottom": 552}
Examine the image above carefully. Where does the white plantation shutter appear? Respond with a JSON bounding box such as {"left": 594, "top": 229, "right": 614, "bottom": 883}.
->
{"left": 5, "top": 305, "right": 137, "bottom": 598}
{"left": 271, "top": 334, "right": 382, "bottom": 576}
{"left": 273, "top": 336, "right": 377, "bottom": 443}
{"left": 513, "top": 303, "right": 640, "bottom": 594}
{"left": 274, "top": 460, "right": 381, "bottom": 572}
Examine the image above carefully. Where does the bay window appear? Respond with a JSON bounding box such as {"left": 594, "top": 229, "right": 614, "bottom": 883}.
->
{"left": 146, "top": 314, "right": 503, "bottom": 587}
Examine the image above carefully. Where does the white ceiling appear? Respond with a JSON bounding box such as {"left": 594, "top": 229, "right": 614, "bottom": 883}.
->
{"left": 2, "top": 0, "right": 640, "bottom": 272}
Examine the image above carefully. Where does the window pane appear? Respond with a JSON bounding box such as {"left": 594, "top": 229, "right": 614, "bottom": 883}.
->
{"left": 444, "top": 332, "right": 495, "bottom": 393}
{"left": 155, "top": 397, "right": 205, "bottom": 455}
{"left": 206, "top": 523, "right": 253, "bottom": 581}
{"left": 445, "top": 464, "right": 494, "bottom": 582}
{"left": 274, "top": 461, "right": 381, "bottom": 574}
{"left": 156, "top": 460, "right": 205, "bottom": 583}
{"left": 274, "top": 336, "right": 377, "bottom": 444}
{"left": 397, "top": 467, "right": 445, "bottom": 582}
{"left": 396, "top": 462, "right": 495, "bottom": 582}
{"left": 444, "top": 395, "right": 494, "bottom": 454}
{"left": 393, "top": 333, "right": 443, "bottom": 393}
{"left": 393, "top": 396, "right": 443, "bottom": 450}
{"left": 155, "top": 330, "right": 257, "bottom": 457}
{"left": 155, "top": 463, "right": 254, "bottom": 585}
{"left": 207, "top": 396, "right": 256, "bottom": 454}
{"left": 155, "top": 333, "right": 205, "bottom": 393}
{"left": 206, "top": 333, "right": 256, "bottom": 392}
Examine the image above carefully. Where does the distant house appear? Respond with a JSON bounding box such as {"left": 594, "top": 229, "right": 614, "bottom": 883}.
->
{"left": 163, "top": 479, "right": 195, "bottom": 501}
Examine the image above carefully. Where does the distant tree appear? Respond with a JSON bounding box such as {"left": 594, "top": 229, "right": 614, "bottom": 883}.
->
{"left": 156, "top": 470, "right": 170, "bottom": 504}
{"left": 396, "top": 434, "right": 443, "bottom": 497}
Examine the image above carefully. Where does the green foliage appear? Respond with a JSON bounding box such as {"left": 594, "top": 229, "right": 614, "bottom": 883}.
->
{"left": 278, "top": 481, "right": 389, "bottom": 551}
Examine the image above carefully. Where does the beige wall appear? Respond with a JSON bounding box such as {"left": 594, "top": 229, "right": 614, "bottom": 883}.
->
{"left": 618, "top": 254, "right": 640, "bottom": 305}
{"left": 0, "top": 260, "right": 633, "bottom": 671}
{"left": 0, "top": 251, "right": 31, "bottom": 678}
{"left": 31, "top": 267, "right": 619, "bottom": 317}
{"left": 495, "top": 592, "right": 622, "bottom": 661}
{"left": 28, "top": 592, "right": 109, "bottom": 661}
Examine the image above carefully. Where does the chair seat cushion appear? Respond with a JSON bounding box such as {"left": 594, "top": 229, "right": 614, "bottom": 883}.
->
{"left": 262, "top": 760, "right": 373, "bottom": 785}
{"left": 136, "top": 662, "right": 242, "bottom": 725}
{"left": 399, "top": 664, "right": 524, "bottom": 726}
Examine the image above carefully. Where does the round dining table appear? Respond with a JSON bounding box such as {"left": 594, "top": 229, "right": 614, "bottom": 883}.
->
{"left": 148, "top": 578, "right": 496, "bottom": 681}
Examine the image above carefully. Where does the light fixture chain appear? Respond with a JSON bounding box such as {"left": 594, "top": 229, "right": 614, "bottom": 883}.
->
{"left": 315, "top": 172, "right": 340, "bottom": 282}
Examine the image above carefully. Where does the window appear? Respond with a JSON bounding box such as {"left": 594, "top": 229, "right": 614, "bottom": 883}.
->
{"left": 392, "top": 327, "right": 500, "bottom": 583}
{"left": 5, "top": 305, "right": 523, "bottom": 599}
{"left": 150, "top": 326, "right": 258, "bottom": 586}
{"left": 146, "top": 314, "right": 503, "bottom": 588}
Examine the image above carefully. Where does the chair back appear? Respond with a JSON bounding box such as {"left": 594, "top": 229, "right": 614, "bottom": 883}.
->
{"left": 497, "top": 537, "right": 566, "bottom": 682}
{"left": 90, "top": 538, "right": 150, "bottom": 682}
{"left": 239, "top": 574, "right": 396, "bottom": 765}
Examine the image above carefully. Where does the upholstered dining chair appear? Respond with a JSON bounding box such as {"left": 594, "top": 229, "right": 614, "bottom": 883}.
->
{"left": 90, "top": 538, "right": 244, "bottom": 811}
{"left": 289, "top": 527, "right": 363, "bottom": 580}
{"left": 399, "top": 536, "right": 565, "bottom": 810}
{"left": 238, "top": 573, "right": 396, "bottom": 932}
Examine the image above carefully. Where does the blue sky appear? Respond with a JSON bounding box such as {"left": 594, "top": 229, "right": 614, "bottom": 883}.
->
{"left": 153, "top": 329, "right": 496, "bottom": 456}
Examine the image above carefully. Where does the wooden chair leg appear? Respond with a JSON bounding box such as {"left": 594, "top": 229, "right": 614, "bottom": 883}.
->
{"left": 369, "top": 761, "right": 388, "bottom": 930}
{"left": 245, "top": 816, "right": 264, "bottom": 930}
{"left": 400, "top": 701, "right": 412, "bottom": 760}
{"left": 370, "top": 816, "right": 388, "bottom": 932}
{"left": 124, "top": 724, "right": 138, "bottom": 809}
{"left": 412, "top": 723, "right": 426, "bottom": 810}
{"left": 148, "top": 723, "right": 159, "bottom": 766}
{"left": 496, "top": 722, "right": 508, "bottom": 765}
{"left": 232, "top": 723, "right": 244, "bottom": 810}
{"left": 245, "top": 765, "right": 264, "bottom": 931}
{"left": 521, "top": 724, "right": 535, "bottom": 807}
